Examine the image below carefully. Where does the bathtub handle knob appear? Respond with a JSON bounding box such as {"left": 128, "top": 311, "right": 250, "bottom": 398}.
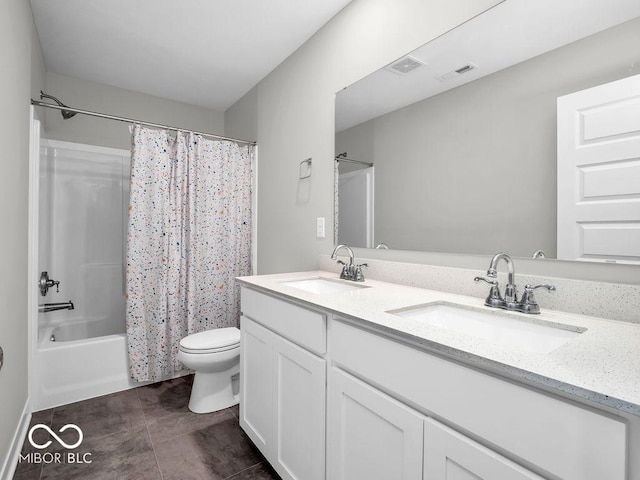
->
{"left": 39, "top": 271, "right": 60, "bottom": 296}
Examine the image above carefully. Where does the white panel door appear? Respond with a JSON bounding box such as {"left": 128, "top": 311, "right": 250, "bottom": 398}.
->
{"left": 338, "top": 167, "right": 374, "bottom": 248}
{"left": 557, "top": 73, "right": 640, "bottom": 264}
{"left": 241, "top": 314, "right": 326, "bottom": 480}
{"left": 327, "top": 367, "right": 423, "bottom": 480}
{"left": 240, "top": 316, "right": 274, "bottom": 457}
{"left": 424, "top": 419, "right": 543, "bottom": 480}
{"left": 273, "top": 335, "right": 326, "bottom": 480}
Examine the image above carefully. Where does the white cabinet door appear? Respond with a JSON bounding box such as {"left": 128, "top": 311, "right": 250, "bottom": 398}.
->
{"left": 327, "top": 367, "right": 424, "bottom": 480}
{"left": 240, "top": 316, "right": 274, "bottom": 457}
{"left": 557, "top": 73, "right": 640, "bottom": 264}
{"left": 241, "top": 315, "right": 326, "bottom": 480}
{"left": 424, "top": 419, "right": 543, "bottom": 480}
{"left": 273, "top": 335, "right": 326, "bottom": 480}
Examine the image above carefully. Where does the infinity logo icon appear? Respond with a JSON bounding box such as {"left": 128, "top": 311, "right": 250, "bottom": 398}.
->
{"left": 28, "top": 424, "right": 84, "bottom": 450}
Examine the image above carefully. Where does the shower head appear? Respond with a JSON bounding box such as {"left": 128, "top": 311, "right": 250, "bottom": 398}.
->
{"left": 39, "top": 91, "right": 77, "bottom": 119}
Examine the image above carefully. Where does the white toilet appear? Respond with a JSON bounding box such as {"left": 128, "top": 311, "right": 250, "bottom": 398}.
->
{"left": 177, "top": 327, "right": 241, "bottom": 414}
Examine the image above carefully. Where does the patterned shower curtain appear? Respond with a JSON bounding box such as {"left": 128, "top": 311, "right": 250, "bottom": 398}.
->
{"left": 125, "top": 125, "right": 252, "bottom": 382}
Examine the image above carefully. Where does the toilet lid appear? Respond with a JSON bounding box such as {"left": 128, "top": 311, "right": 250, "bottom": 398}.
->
{"left": 179, "top": 327, "right": 240, "bottom": 353}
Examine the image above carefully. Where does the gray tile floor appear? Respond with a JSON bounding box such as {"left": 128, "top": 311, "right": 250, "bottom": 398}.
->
{"left": 13, "top": 376, "right": 280, "bottom": 480}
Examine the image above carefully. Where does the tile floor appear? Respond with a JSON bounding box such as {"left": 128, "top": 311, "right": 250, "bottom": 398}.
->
{"left": 13, "top": 375, "right": 280, "bottom": 480}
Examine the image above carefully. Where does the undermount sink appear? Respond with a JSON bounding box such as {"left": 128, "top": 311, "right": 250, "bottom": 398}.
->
{"left": 281, "top": 277, "right": 369, "bottom": 294}
{"left": 389, "top": 303, "right": 585, "bottom": 354}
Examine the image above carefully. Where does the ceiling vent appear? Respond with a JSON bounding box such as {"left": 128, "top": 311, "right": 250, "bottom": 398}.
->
{"left": 384, "top": 55, "right": 426, "bottom": 76}
{"left": 436, "top": 63, "right": 478, "bottom": 82}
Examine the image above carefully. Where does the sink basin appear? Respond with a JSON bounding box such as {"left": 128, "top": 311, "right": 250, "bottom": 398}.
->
{"left": 389, "top": 303, "right": 584, "bottom": 354}
{"left": 281, "top": 278, "right": 368, "bottom": 294}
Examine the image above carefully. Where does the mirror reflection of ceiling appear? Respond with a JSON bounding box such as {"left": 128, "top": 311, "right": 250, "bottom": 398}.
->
{"left": 336, "top": 0, "right": 640, "bottom": 132}
{"left": 334, "top": 0, "right": 640, "bottom": 259}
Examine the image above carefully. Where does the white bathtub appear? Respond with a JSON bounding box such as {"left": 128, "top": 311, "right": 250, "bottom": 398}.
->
{"left": 33, "top": 317, "right": 142, "bottom": 411}
{"left": 48, "top": 316, "right": 125, "bottom": 342}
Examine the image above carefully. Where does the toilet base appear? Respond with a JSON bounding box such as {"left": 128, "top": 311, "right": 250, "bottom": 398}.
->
{"left": 188, "top": 364, "right": 240, "bottom": 414}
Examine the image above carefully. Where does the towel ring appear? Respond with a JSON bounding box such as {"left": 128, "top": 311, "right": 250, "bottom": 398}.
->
{"left": 299, "top": 158, "right": 312, "bottom": 179}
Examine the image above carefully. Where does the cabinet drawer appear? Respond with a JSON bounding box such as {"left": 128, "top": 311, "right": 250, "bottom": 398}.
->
{"left": 330, "top": 319, "right": 626, "bottom": 480}
{"left": 241, "top": 287, "right": 326, "bottom": 355}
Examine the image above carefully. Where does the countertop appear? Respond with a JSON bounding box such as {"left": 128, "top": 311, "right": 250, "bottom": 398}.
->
{"left": 237, "top": 270, "right": 640, "bottom": 416}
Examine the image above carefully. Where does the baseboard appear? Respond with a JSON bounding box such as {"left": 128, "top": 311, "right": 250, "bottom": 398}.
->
{"left": 0, "top": 398, "right": 31, "bottom": 480}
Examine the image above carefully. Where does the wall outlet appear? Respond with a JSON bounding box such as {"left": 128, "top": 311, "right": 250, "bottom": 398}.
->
{"left": 316, "top": 217, "right": 325, "bottom": 238}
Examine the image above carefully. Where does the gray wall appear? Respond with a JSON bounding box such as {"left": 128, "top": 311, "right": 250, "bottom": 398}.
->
{"left": 225, "top": 0, "right": 503, "bottom": 274}
{"left": 336, "top": 17, "right": 640, "bottom": 257}
{"left": 0, "top": 0, "right": 45, "bottom": 470}
{"left": 43, "top": 72, "right": 225, "bottom": 150}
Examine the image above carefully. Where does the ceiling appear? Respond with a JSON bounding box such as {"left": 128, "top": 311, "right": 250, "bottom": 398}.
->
{"left": 335, "top": 0, "right": 640, "bottom": 132}
{"left": 30, "top": 0, "right": 352, "bottom": 112}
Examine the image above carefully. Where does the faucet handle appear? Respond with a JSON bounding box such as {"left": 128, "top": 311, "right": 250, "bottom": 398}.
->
{"left": 474, "top": 276, "right": 504, "bottom": 308}
{"left": 524, "top": 283, "right": 556, "bottom": 292}
{"left": 474, "top": 276, "right": 497, "bottom": 286}
{"left": 336, "top": 260, "right": 352, "bottom": 280}
{"left": 39, "top": 271, "right": 61, "bottom": 296}
{"left": 519, "top": 284, "right": 556, "bottom": 314}
{"left": 353, "top": 263, "right": 368, "bottom": 282}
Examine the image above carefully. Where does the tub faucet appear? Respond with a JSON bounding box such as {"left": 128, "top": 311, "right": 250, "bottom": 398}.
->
{"left": 38, "top": 301, "right": 75, "bottom": 313}
{"left": 330, "top": 244, "right": 368, "bottom": 281}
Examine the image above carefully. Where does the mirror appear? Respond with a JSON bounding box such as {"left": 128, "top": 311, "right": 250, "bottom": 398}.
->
{"left": 335, "top": 0, "right": 640, "bottom": 261}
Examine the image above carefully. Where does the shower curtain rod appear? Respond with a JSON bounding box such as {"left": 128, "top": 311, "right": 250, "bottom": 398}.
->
{"left": 334, "top": 155, "right": 373, "bottom": 167}
{"left": 31, "top": 99, "right": 257, "bottom": 146}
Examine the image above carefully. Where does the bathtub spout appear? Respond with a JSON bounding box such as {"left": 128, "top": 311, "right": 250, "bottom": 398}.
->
{"left": 38, "top": 301, "right": 74, "bottom": 313}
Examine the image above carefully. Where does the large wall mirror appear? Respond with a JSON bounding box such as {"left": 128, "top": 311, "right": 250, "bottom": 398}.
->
{"left": 335, "top": 0, "right": 640, "bottom": 264}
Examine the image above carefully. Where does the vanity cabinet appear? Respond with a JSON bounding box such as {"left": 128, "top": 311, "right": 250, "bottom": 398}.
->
{"left": 239, "top": 285, "right": 629, "bottom": 480}
{"left": 240, "top": 288, "right": 326, "bottom": 480}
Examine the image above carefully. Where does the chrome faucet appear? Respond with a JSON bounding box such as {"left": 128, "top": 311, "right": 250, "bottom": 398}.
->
{"left": 475, "top": 252, "right": 555, "bottom": 314}
{"left": 487, "top": 252, "right": 518, "bottom": 309}
{"left": 38, "top": 301, "right": 75, "bottom": 313}
{"left": 330, "top": 244, "right": 367, "bottom": 282}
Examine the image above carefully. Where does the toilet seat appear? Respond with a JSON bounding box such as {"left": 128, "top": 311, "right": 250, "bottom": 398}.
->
{"left": 179, "top": 327, "right": 240, "bottom": 355}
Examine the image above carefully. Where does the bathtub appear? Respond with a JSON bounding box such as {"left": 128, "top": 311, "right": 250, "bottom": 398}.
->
{"left": 48, "top": 316, "right": 125, "bottom": 342}
{"left": 33, "top": 317, "right": 142, "bottom": 411}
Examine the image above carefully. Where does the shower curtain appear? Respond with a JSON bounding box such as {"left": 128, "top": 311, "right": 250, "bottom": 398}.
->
{"left": 125, "top": 125, "right": 252, "bottom": 382}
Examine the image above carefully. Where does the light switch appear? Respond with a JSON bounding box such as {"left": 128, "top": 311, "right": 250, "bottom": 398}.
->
{"left": 316, "top": 217, "right": 325, "bottom": 238}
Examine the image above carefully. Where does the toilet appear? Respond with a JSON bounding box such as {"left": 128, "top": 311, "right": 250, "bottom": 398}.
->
{"left": 177, "top": 327, "right": 241, "bottom": 414}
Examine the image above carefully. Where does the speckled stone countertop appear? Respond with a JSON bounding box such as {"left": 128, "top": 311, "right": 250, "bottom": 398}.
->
{"left": 237, "top": 270, "right": 640, "bottom": 416}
